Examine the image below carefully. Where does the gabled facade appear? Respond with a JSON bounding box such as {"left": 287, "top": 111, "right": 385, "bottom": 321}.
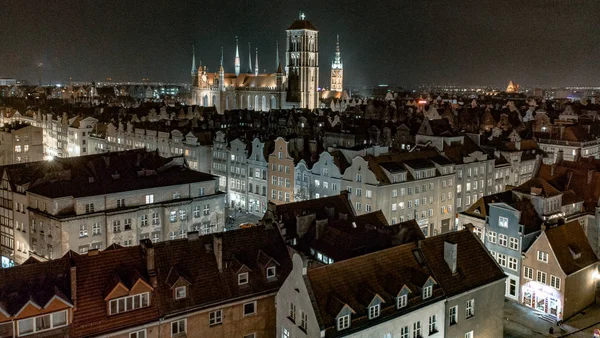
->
{"left": 268, "top": 137, "right": 295, "bottom": 205}
{"left": 521, "top": 221, "right": 599, "bottom": 321}
{"left": 247, "top": 138, "right": 270, "bottom": 216}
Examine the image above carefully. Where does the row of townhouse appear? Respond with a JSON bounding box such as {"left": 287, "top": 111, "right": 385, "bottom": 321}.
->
{"left": 0, "top": 111, "right": 213, "bottom": 173}
{"left": 458, "top": 176, "right": 599, "bottom": 321}
{"left": 0, "top": 149, "right": 225, "bottom": 267}
{"left": 0, "top": 226, "right": 291, "bottom": 338}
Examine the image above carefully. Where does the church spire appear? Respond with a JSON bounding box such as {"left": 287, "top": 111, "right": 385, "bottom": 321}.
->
{"left": 254, "top": 48, "right": 259, "bottom": 76}
{"left": 234, "top": 37, "right": 240, "bottom": 76}
{"left": 191, "top": 45, "right": 197, "bottom": 75}
{"left": 219, "top": 46, "right": 224, "bottom": 73}
{"left": 333, "top": 35, "right": 342, "bottom": 67}
{"left": 247, "top": 42, "right": 253, "bottom": 74}
{"left": 275, "top": 40, "right": 279, "bottom": 72}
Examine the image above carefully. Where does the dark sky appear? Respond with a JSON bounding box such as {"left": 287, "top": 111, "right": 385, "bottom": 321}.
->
{"left": 1, "top": 0, "right": 599, "bottom": 88}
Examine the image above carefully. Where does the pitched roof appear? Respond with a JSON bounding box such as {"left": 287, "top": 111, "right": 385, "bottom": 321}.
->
{"left": 513, "top": 177, "right": 562, "bottom": 197}
{"left": 152, "top": 227, "right": 292, "bottom": 316}
{"left": 544, "top": 221, "right": 599, "bottom": 275}
{"left": 307, "top": 241, "right": 444, "bottom": 334}
{"left": 419, "top": 229, "right": 506, "bottom": 297}
{"left": 71, "top": 246, "right": 159, "bottom": 337}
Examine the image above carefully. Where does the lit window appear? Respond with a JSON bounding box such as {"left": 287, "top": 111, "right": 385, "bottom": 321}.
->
{"left": 536, "top": 271, "right": 547, "bottom": 284}
{"left": 145, "top": 194, "right": 154, "bottom": 204}
{"left": 498, "top": 216, "right": 508, "bottom": 228}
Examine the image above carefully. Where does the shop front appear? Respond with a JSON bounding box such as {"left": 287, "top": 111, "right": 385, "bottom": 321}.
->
{"left": 1, "top": 256, "right": 14, "bottom": 268}
{"left": 522, "top": 281, "right": 562, "bottom": 320}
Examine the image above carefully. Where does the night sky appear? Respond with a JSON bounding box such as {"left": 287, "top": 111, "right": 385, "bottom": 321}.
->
{"left": 1, "top": 0, "right": 599, "bottom": 88}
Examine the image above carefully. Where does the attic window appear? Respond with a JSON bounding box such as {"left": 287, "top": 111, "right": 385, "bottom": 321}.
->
{"left": 423, "top": 285, "right": 432, "bottom": 299}
{"left": 175, "top": 286, "right": 187, "bottom": 300}
{"left": 238, "top": 272, "right": 249, "bottom": 285}
{"left": 109, "top": 292, "right": 150, "bottom": 315}
{"left": 266, "top": 266, "right": 276, "bottom": 278}
{"left": 337, "top": 315, "right": 350, "bottom": 331}
{"left": 397, "top": 294, "right": 407, "bottom": 309}
{"left": 368, "top": 304, "right": 380, "bottom": 319}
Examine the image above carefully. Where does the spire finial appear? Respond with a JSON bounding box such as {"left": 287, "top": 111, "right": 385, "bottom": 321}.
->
{"left": 247, "top": 42, "right": 253, "bottom": 74}
{"left": 220, "top": 46, "right": 224, "bottom": 66}
{"left": 299, "top": 12, "right": 305, "bottom": 20}
{"left": 254, "top": 47, "right": 259, "bottom": 76}
{"left": 275, "top": 40, "right": 280, "bottom": 71}
{"left": 234, "top": 36, "right": 240, "bottom": 76}
{"left": 191, "top": 45, "right": 197, "bottom": 75}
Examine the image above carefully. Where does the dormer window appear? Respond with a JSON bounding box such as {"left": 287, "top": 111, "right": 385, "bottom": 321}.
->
{"left": 397, "top": 294, "right": 407, "bottom": 309}
{"left": 266, "top": 266, "right": 276, "bottom": 279}
{"left": 423, "top": 285, "right": 432, "bottom": 299}
{"left": 109, "top": 292, "right": 150, "bottom": 315}
{"left": 175, "top": 286, "right": 186, "bottom": 300}
{"left": 238, "top": 272, "right": 249, "bottom": 285}
{"left": 337, "top": 315, "right": 350, "bottom": 330}
{"left": 368, "top": 304, "right": 380, "bottom": 319}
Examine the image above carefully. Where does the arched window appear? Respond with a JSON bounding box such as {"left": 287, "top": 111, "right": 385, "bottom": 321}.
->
{"left": 271, "top": 96, "right": 277, "bottom": 109}
{"left": 254, "top": 95, "right": 259, "bottom": 111}
{"left": 262, "top": 96, "right": 267, "bottom": 111}
{"left": 212, "top": 95, "right": 217, "bottom": 107}
{"left": 226, "top": 96, "right": 230, "bottom": 110}
{"left": 247, "top": 95, "right": 252, "bottom": 109}
{"left": 203, "top": 95, "right": 208, "bottom": 107}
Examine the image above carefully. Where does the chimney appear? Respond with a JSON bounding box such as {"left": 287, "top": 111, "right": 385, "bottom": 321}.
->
{"left": 444, "top": 242, "right": 458, "bottom": 274}
{"left": 69, "top": 262, "right": 77, "bottom": 309}
{"left": 140, "top": 239, "right": 157, "bottom": 288}
{"left": 188, "top": 231, "right": 199, "bottom": 241}
{"left": 214, "top": 234, "right": 223, "bottom": 272}
{"left": 550, "top": 163, "right": 557, "bottom": 176}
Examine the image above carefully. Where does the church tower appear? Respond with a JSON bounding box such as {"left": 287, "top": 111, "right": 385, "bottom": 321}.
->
{"left": 234, "top": 37, "right": 240, "bottom": 76}
{"left": 330, "top": 35, "right": 343, "bottom": 92}
{"left": 286, "top": 12, "right": 319, "bottom": 109}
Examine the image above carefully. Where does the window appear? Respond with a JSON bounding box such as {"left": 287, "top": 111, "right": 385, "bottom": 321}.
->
{"left": 356, "top": 174, "right": 362, "bottom": 182}
{"left": 170, "top": 211, "right": 177, "bottom": 222}
{"left": 179, "top": 210, "right": 186, "bottom": 221}
{"left": 152, "top": 213, "right": 159, "bottom": 225}
{"left": 498, "top": 234, "right": 507, "bottom": 247}
{"left": 243, "top": 301, "right": 256, "bottom": 316}
{"left": 449, "top": 306, "right": 458, "bottom": 325}
{"left": 509, "top": 237, "right": 519, "bottom": 250}
{"left": 496, "top": 253, "right": 507, "bottom": 267}
{"left": 413, "top": 321, "right": 421, "bottom": 338}
{"left": 356, "top": 188, "right": 362, "bottom": 197}
{"left": 355, "top": 202, "right": 361, "bottom": 211}
{"left": 209, "top": 309, "right": 223, "bottom": 326}
{"left": 199, "top": 187, "right": 205, "bottom": 196}
{"left": 368, "top": 304, "right": 380, "bottom": 319}
{"left": 366, "top": 190, "right": 372, "bottom": 198}
{"left": 124, "top": 218, "right": 132, "bottom": 230}
{"left": 537, "top": 251, "right": 548, "bottom": 263}
{"left": 487, "top": 231, "right": 497, "bottom": 244}
{"left": 79, "top": 224, "right": 88, "bottom": 237}
{"left": 129, "top": 329, "right": 147, "bottom": 338}
{"left": 523, "top": 266, "right": 534, "bottom": 279}
{"left": 145, "top": 194, "right": 154, "bottom": 204}
{"left": 300, "top": 311, "right": 308, "bottom": 331}
{"left": 17, "top": 310, "right": 68, "bottom": 336}
{"left": 109, "top": 292, "right": 150, "bottom": 315}
{"left": 140, "top": 215, "right": 148, "bottom": 227}
{"left": 337, "top": 315, "right": 350, "bottom": 330}
{"left": 392, "top": 189, "right": 398, "bottom": 198}
{"left": 398, "top": 294, "right": 407, "bottom": 308}
{"left": 498, "top": 216, "right": 508, "bottom": 228}
{"left": 267, "top": 266, "right": 276, "bottom": 278}
{"left": 429, "top": 314, "right": 437, "bottom": 334}
{"left": 401, "top": 326, "right": 409, "bottom": 338}
{"left": 85, "top": 203, "right": 95, "bottom": 213}
{"left": 203, "top": 204, "right": 210, "bottom": 216}
{"left": 551, "top": 275, "right": 561, "bottom": 290}
{"left": 117, "top": 198, "right": 125, "bottom": 208}
{"left": 171, "top": 319, "right": 186, "bottom": 336}
{"left": 466, "top": 299, "right": 474, "bottom": 318}
{"left": 537, "top": 271, "right": 547, "bottom": 284}
{"left": 508, "top": 257, "right": 518, "bottom": 271}
{"left": 465, "top": 331, "right": 473, "bottom": 338}
{"left": 112, "top": 220, "right": 121, "bottom": 233}
{"left": 366, "top": 204, "right": 372, "bottom": 212}
{"left": 423, "top": 285, "right": 432, "bottom": 299}
{"left": 175, "top": 286, "right": 186, "bottom": 299}
{"left": 289, "top": 303, "right": 296, "bottom": 322}
{"left": 243, "top": 334, "right": 256, "bottom": 338}
{"left": 282, "top": 328, "right": 290, "bottom": 338}
{"left": 238, "top": 272, "right": 249, "bottom": 285}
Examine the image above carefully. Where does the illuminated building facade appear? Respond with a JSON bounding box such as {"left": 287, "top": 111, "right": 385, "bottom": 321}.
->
{"left": 190, "top": 14, "right": 320, "bottom": 112}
